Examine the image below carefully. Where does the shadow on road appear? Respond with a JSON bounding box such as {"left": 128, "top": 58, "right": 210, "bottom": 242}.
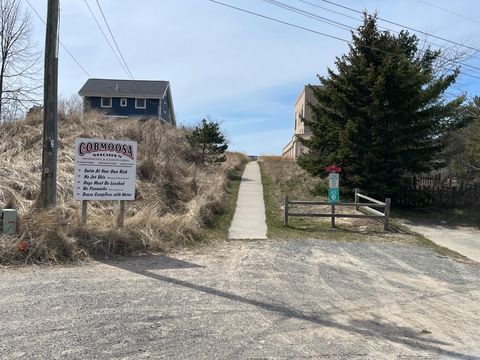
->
{"left": 108, "top": 254, "right": 475, "bottom": 359}
{"left": 106, "top": 254, "right": 205, "bottom": 271}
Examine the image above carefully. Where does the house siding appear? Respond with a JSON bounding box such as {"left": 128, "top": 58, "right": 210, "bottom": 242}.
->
{"left": 86, "top": 96, "right": 160, "bottom": 118}
{"left": 282, "top": 85, "right": 319, "bottom": 159}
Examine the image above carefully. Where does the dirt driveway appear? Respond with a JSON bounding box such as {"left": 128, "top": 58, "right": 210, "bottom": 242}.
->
{"left": 1, "top": 239, "right": 479, "bottom": 359}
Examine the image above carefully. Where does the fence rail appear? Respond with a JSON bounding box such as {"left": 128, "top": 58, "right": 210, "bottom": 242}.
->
{"left": 284, "top": 189, "right": 391, "bottom": 231}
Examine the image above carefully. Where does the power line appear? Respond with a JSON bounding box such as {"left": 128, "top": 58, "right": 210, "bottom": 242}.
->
{"left": 210, "top": 1, "right": 351, "bottom": 44}
{"left": 261, "top": 0, "right": 352, "bottom": 31}
{"left": 318, "top": 0, "right": 480, "bottom": 54}
{"left": 208, "top": 0, "right": 480, "bottom": 80}
{"left": 263, "top": 0, "right": 480, "bottom": 74}
{"left": 296, "top": 0, "right": 359, "bottom": 23}
{"left": 94, "top": 0, "right": 134, "bottom": 79}
{"left": 82, "top": 0, "right": 131, "bottom": 79}
{"left": 24, "top": 0, "right": 91, "bottom": 77}
{"left": 416, "top": 0, "right": 480, "bottom": 25}
{"left": 296, "top": 0, "right": 480, "bottom": 62}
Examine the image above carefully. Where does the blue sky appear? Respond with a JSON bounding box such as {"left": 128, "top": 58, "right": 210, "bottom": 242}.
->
{"left": 27, "top": 0, "right": 480, "bottom": 155}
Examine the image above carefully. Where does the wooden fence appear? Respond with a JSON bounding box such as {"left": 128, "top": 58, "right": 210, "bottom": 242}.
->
{"left": 284, "top": 189, "right": 391, "bottom": 231}
{"left": 400, "top": 175, "right": 480, "bottom": 208}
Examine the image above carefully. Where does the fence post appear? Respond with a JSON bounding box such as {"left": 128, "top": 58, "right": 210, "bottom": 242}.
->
{"left": 384, "top": 198, "right": 391, "bottom": 231}
{"left": 355, "top": 188, "right": 359, "bottom": 211}
{"left": 331, "top": 204, "right": 335, "bottom": 227}
{"left": 284, "top": 196, "right": 289, "bottom": 226}
{"left": 117, "top": 200, "right": 125, "bottom": 227}
{"left": 81, "top": 200, "right": 88, "bottom": 225}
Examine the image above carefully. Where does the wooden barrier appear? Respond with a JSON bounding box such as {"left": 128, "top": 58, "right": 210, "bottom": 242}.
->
{"left": 284, "top": 189, "right": 391, "bottom": 231}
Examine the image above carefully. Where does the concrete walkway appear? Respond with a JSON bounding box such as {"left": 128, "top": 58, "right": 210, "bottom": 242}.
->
{"left": 402, "top": 222, "right": 480, "bottom": 263}
{"left": 228, "top": 161, "right": 268, "bottom": 239}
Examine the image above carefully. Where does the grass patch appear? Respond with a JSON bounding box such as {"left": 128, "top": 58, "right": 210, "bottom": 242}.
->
{"left": 259, "top": 157, "right": 393, "bottom": 240}
{"left": 258, "top": 156, "right": 471, "bottom": 261}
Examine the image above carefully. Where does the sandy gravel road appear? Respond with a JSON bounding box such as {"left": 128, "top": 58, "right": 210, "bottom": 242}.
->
{"left": 1, "top": 239, "right": 479, "bottom": 359}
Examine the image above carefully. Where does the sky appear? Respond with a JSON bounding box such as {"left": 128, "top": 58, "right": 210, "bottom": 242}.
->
{"left": 26, "top": 0, "right": 480, "bottom": 155}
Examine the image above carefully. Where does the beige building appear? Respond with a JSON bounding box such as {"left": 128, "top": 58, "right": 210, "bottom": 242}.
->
{"left": 282, "top": 85, "right": 319, "bottom": 159}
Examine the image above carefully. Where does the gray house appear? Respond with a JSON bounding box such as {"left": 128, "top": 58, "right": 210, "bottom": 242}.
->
{"left": 78, "top": 78, "right": 176, "bottom": 125}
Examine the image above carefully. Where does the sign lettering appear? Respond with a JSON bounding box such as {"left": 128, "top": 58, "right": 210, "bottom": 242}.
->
{"left": 74, "top": 138, "right": 137, "bottom": 201}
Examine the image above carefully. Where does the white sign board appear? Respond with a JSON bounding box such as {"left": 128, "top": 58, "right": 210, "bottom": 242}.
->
{"left": 328, "top": 173, "right": 339, "bottom": 189}
{"left": 74, "top": 138, "right": 137, "bottom": 201}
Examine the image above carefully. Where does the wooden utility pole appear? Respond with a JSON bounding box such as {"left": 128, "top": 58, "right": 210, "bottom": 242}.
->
{"left": 40, "top": 0, "right": 59, "bottom": 208}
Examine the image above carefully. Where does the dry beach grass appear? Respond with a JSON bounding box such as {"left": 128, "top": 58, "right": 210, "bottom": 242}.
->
{"left": 0, "top": 109, "right": 245, "bottom": 264}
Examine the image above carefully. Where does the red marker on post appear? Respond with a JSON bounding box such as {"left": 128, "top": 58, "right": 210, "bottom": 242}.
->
{"left": 325, "top": 165, "right": 342, "bottom": 174}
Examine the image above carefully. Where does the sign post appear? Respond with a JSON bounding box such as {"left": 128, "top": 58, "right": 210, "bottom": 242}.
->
{"left": 74, "top": 138, "right": 137, "bottom": 226}
{"left": 326, "top": 165, "right": 341, "bottom": 227}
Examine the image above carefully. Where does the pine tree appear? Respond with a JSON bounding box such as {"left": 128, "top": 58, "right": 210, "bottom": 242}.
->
{"left": 298, "top": 13, "right": 465, "bottom": 197}
{"left": 187, "top": 118, "right": 228, "bottom": 164}
{"left": 443, "top": 97, "right": 480, "bottom": 182}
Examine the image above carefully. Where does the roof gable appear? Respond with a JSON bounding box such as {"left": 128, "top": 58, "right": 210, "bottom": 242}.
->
{"left": 78, "top": 78, "right": 170, "bottom": 98}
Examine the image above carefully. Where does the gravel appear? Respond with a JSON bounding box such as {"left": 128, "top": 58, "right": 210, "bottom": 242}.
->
{"left": 1, "top": 239, "right": 479, "bottom": 359}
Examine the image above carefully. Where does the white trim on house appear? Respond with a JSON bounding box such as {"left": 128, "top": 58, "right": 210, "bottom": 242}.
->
{"left": 120, "top": 98, "right": 127, "bottom": 107}
{"left": 101, "top": 97, "right": 112, "bottom": 108}
{"left": 135, "top": 98, "right": 146, "bottom": 109}
{"left": 165, "top": 85, "right": 176, "bottom": 125}
{"left": 83, "top": 92, "right": 162, "bottom": 99}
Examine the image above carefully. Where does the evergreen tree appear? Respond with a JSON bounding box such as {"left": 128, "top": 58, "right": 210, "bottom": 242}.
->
{"left": 187, "top": 118, "right": 228, "bottom": 164}
{"left": 298, "top": 13, "right": 465, "bottom": 197}
{"left": 443, "top": 97, "right": 480, "bottom": 182}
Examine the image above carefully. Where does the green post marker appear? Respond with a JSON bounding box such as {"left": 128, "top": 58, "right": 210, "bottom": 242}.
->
{"left": 328, "top": 172, "right": 340, "bottom": 204}
{"left": 328, "top": 188, "right": 339, "bottom": 204}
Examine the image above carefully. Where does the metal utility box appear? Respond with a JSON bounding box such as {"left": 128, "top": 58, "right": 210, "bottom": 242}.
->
{"left": 0, "top": 209, "right": 17, "bottom": 235}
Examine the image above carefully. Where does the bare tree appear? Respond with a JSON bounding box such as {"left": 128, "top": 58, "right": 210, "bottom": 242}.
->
{"left": 0, "top": 0, "right": 40, "bottom": 122}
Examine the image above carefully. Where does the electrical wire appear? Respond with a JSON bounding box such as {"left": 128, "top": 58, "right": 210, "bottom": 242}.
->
{"left": 416, "top": 0, "right": 480, "bottom": 25}
{"left": 261, "top": 0, "right": 352, "bottom": 31}
{"left": 262, "top": 0, "right": 480, "bottom": 74}
{"left": 94, "top": 0, "right": 134, "bottom": 79}
{"left": 318, "top": 0, "right": 480, "bottom": 54}
{"left": 83, "top": 0, "right": 131, "bottom": 79}
{"left": 296, "top": 0, "right": 360, "bottom": 23}
{"left": 210, "top": 0, "right": 351, "bottom": 44}
{"left": 295, "top": 0, "right": 480, "bottom": 62}
{"left": 208, "top": 0, "right": 480, "bottom": 80}
{"left": 24, "top": 0, "right": 91, "bottom": 77}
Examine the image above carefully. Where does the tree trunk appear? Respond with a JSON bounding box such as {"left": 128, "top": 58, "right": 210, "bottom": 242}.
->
{"left": 0, "top": 61, "right": 5, "bottom": 122}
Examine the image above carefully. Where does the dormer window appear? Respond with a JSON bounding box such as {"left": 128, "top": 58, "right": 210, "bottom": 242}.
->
{"left": 135, "top": 98, "right": 146, "bottom": 109}
{"left": 120, "top": 98, "right": 127, "bottom": 107}
{"left": 101, "top": 97, "right": 112, "bottom": 108}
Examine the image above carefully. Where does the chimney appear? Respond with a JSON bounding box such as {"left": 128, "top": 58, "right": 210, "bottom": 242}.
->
{"left": 115, "top": 84, "right": 119, "bottom": 92}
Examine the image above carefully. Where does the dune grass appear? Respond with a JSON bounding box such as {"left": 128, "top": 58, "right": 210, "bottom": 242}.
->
{"left": 0, "top": 109, "right": 247, "bottom": 264}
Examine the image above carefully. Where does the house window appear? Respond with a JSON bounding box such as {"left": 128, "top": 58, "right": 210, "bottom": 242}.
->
{"left": 120, "top": 98, "right": 127, "bottom": 107}
{"left": 135, "top": 98, "right": 146, "bottom": 109}
{"left": 101, "top": 97, "right": 112, "bottom": 108}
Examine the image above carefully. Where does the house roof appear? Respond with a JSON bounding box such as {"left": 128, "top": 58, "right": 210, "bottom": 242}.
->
{"left": 78, "top": 78, "right": 170, "bottom": 98}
